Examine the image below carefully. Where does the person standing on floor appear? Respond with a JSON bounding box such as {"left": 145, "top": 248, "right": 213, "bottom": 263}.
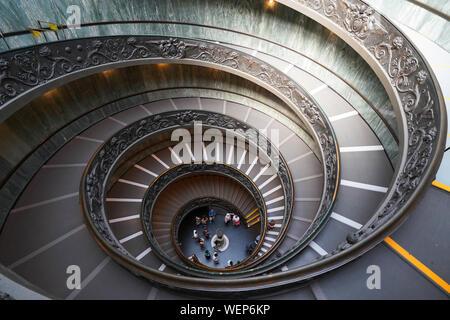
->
{"left": 232, "top": 214, "right": 240, "bottom": 227}
{"left": 224, "top": 213, "right": 232, "bottom": 224}
{"left": 209, "top": 208, "right": 216, "bottom": 223}
{"left": 213, "top": 252, "right": 219, "bottom": 264}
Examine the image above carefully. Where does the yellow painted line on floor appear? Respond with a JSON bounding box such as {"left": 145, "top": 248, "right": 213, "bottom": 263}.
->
{"left": 247, "top": 218, "right": 261, "bottom": 228}
{"left": 245, "top": 208, "right": 258, "bottom": 219}
{"left": 445, "top": 97, "right": 450, "bottom": 100}
{"left": 384, "top": 237, "right": 450, "bottom": 294}
{"left": 246, "top": 214, "right": 260, "bottom": 224}
{"left": 432, "top": 180, "right": 450, "bottom": 192}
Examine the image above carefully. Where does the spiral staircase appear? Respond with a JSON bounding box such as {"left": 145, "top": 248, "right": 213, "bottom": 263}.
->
{"left": 0, "top": 0, "right": 448, "bottom": 300}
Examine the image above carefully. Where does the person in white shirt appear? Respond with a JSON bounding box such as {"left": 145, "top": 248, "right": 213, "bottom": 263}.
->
{"left": 232, "top": 214, "right": 240, "bottom": 227}
{"left": 224, "top": 213, "right": 232, "bottom": 224}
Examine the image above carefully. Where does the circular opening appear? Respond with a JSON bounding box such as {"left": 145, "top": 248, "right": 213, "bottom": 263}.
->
{"left": 177, "top": 201, "right": 260, "bottom": 269}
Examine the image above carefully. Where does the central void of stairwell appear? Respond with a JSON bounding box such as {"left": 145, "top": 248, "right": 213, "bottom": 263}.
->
{"left": 177, "top": 203, "right": 260, "bottom": 269}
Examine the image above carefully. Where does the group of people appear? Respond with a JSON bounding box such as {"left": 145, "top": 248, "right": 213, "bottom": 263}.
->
{"left": 190, "top": 208, "right": 243, "bottom": 266}
{"left": 192, "top": 208, "right": 221, "bottom": 264}
{"left": 224, "top": 212, "right": 240, "bottom": 227}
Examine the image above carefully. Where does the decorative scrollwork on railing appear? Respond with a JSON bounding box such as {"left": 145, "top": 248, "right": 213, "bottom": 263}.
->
{"left": 1, "top": 39, "right": 338, "bottom": 237}
{"left": 286, "top": 0, "right": 445, "bottom": 256}
{"left": 140, "top": 163, "right": 265, "bottom": 271}
{"left": 82, "top": 109, "right": 303, "bottom": 275}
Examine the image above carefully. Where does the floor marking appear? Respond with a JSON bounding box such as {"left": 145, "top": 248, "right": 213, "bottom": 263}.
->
{"left": 119, "top": 231, "right": 143, "bottom": 244}
{"left": 139, "top": 104, "right": 152, "bottom": 115}
{"left": 292, "top": 216, "right": 313, "bottom": 223}
{"left": 152, "top": 154, "right": 170, "bottom": 169}
{"left": 263, "top": 185, "right": 282, "bottom": 197}
{"left": 237, "top": 149, "right": 247, "bottom": 169}
{"left": 310, "top": 83, "right": 328, "bottom": 95}
{"left": 384, "top": 237, "right": 450, "bottom": 294}
{"left": 267, "top": 215, "right": 284, "bottom": 220}
{"left": 226, "top": 145, "right": 234, "bottom": 164}
{"left": 158, "top": 263, "right": 167, "bottom": 272}
{"left": 134, "top": 164, "right": 158, "bottom": 177}
{"left": 105, "top": 198, "right": 142, "bottom": 203}
{"left": 244, "top": 108, "right": 252, "bottom": 122}
{"left": 341, "top": 179, "right": 388, "bottom": 193}
{"left": 168, "top": 146, "right": 182, "bottom": 164}
{"left": 202, "top": 142, "right": 208, "bottom": 161}
{"left": 8, "top": 225, "right": 85, "bottom": 269}
{"left": 267, "top": 231, "right": 280, "bottom": 236}
{"left": 278, "top": 132, "right": 295, "bottom": 148}
{"left": 309, "top": 241, "right": 328, "bottom": 256}
{"left": 169, "top": 98, "right": 178, "bottom": 110}
{"left": 283, "top": 64, "right": 294, "bottom": 74}
{"left": 263, "top": 118, "right": 275, "bottom": 131}
{"left": 147, "top": 287, "right": 159, "bottom": 300}
{"left": 118, "top": 179, "right": 148, "bottom": 189}
{"left": 265, "top": 196, "right": 284, "bottom": 205}
{"left": 245, "top": 208, "right": 259, "bottom": 219}
{"left": 287, "top": 233, "right": 300, "bottom": 241}
{"left": 329, "top": 111, "right": 359, "bottom": 123}
{"left": 246, "top": 156, "right": 259, "bottom": 175}
{"left": 295, "top": 198, "right": 320, "bottom": 202}
{"left": 294, "top": 174, "right": 323, "bottom": 183}
{"left": 258, "top": 174, "right": 277, "bottom": 190}
{"left": 185, "top": 143, "right": 196, "bottom": 161}
{"left": 330, "top": 212, "right": 363, "bottom": 229}
{"left": 432, "top": 180, "right": 450, "bottom": 192}
{"left": 66, "top": 257, "right": 111, "bottom": 300}
{"left": 109, "top": 214, "right": 140, "bottom": 224}
{"left": 136, "top": 247, "right": 152, "bottom": 261}
{"left": 11, "top": 192, "right": 78, "bottom": 213}
{"left": 75, "top": 136, "right": 104, "bottom": 143}
{"left": 340, "top": 145, "right": 384, "bottom": 153}
{"left": 267, "top": 206, "right": 284, "bottom": 213}
{"left": 287, "top": 151, "right": 313, "bottom": 165}
{"left": 108, "top": 116, "right": 127, "bottom": 127}
{"left": 223, "top": 100, "right": 227, "bottom": 114}
{"left": 310, "top": 281, "right": 327, "bottom": 300}
{"left": 197, "top": 97, "right": 202, "bottom": 110}
{"left": 42, "top": 163, "right": 87, "bottom": 168}
{"left": 253, "top": 164, "right": 270, "bottom": 182}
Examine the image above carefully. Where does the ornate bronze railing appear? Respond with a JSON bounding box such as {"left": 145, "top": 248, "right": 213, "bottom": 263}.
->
{"left": 82, "top": 107, "right": 326, "bottom": 277}
{"left": 3, "top": 0, "right": 442, "bottom": 292}
{"left": 141, "top": 165, "right": 266, "bottom": 274}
